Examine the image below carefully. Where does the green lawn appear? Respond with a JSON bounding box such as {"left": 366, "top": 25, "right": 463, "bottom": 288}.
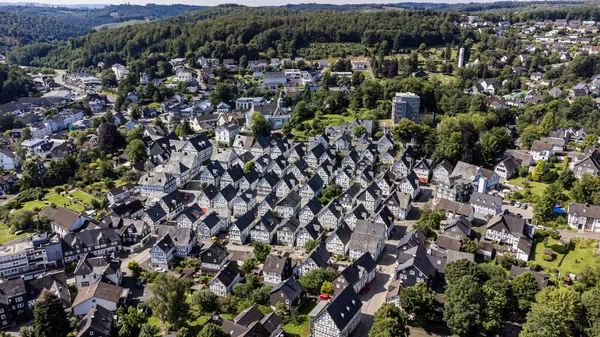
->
{"left": 66, "top": 203, "right": 86, "bottom": 212}
{"left": 70, "top": 190, "right": 99, "bottom": 205}
{"left": 45, "top": 194, "right": 71, "bottom": 207}
{"left": 531, "top": 238, "right": 599, "bottom": 276}
{"left": 0, "top": 223, "right": 28, "bottom": 244}
{"left": 508, "top": 177, "right": 548, "bottom": 197}
{"left": 282, "top": 300, "right": 318, "bottom": 337}
{"left": 20, "top": 200, "right": 47, "bottom": 211}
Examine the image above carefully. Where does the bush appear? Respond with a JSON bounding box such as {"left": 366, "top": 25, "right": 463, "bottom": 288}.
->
{"left": 551, "top": 244, "right": 569, "bottom": 255}
{"left": 494, "top": 255, "right": 518, "bottom": 270}
{"left": 542, "top": 254, "right": 554, "bottom": 261}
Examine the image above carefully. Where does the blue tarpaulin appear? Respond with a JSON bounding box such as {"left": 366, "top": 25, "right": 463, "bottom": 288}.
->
{"left": 552, "top": 207, "right": 566, "bottom": 214}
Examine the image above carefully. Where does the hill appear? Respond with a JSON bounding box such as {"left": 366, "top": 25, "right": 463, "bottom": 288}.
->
{"left": 0, "top": 4, "right": 204, "bottom": 29}
{"left": 0, "top": 11, "right": 88, "bottom": 52}
{"left": 7, "top": 5, "right": 461, "bottom": 70}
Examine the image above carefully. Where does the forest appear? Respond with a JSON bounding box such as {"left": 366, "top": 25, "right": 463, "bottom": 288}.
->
{"left": 7, "top": 6, "right": 461, "bottom": 71}
{"left": 0, "top": 64, "right": 35, "bottom": 104}
{"left": 0, "top": 12, "right": 88, "bottom": 52}
{"left": 0, "top": 4, "right": 204, "bottom": 29}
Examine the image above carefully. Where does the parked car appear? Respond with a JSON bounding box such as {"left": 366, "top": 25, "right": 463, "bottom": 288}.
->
{"left": 154, "top": 267, "right": 166, "bottom": 273}
{"left": 359, "top": 285, "right": 371, "bottom": 295}
{"left": 184, "top": 193, "right": 189, "bottom": 201}
{"left": 515, "top": 202, "right": 521, "bottom": 207}
{"left": 521, "top": 204, "right": 528, "bottom": 209}
{"left": 509, "top": 200, "right": 515, "bottom": 206}
{"left": 319, "top": 294, "right": 330, "bottom": 301}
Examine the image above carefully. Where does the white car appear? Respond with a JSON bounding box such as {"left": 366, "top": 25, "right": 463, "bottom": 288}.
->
{"left": 154, "top": 267, "right": 166, "bottom": 273}
{"left": 515, "top": 202, "right": 521, "bottom": 207}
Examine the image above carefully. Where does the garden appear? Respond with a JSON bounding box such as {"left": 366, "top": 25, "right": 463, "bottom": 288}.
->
{"left": 530, "top": 230, "right": 599, "bottom": 277}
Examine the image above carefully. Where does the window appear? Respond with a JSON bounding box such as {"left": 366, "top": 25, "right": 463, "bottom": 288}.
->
{"left": 410, "top": 270, "right": 415, "bottom": 275}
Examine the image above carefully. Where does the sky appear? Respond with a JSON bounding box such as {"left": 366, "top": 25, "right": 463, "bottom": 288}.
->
{"left": 0, "top": 0, "right": 512, "bottom": 6}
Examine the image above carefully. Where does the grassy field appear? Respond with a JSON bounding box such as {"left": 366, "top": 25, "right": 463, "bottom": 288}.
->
{"left": 45, "top": 194, "right": 71, "bottom": 207}
{"left": 282, "top": 299, "right": 318, "bottom": 337}
{"left": 531, "top": 237, "right": 599, "bottom": 276}
{"left": 0, "top": 223, "right": 28, "bottom": 244}
{"left": 508, "top": 177, "right": 548, "bottom": 197}
{"left": 70, "top": 190, "right": 99, "bottom": 206}
{"left": 20, "top": 200, "right": 47, "bottom": 211}
{"left": 94, "top": 19, "right": 147, "bottom": 31}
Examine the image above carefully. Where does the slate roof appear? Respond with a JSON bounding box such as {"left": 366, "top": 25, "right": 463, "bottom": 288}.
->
{"left": 337, "top": 252, "right": 376, "bottom": 285}
{"left": 157, "top": 226, "right": 195, "bottom": 247}
{"left": 442, "top": 216, "right": 472, "bottom": 237}
{"left": 306, "top": 242, "right": 331, "bottom": 268}
{"left": 310, "top": 285, "right": 362, "bottom": 331}
{"left": 77, "top": 304, "right": 113, "bottom": 337}
{"left": 396, "top": 229, "right": 426, "bottom": 250}
{"left": 213, "top": 262, "right": 240, "bottom": 287}
{"left": 396, "top": 245, "right": 437, "bottom": 279}
{"left": 233, "top": 211, "right": 257, "bottom": 232}
{"left": 144, "top": 203, "right": 167, "bottom": 222}
{"left": 568, "top": 202, "right": 600, "bottom": 218}
{"left": 262, "top": 254, "right": 291, "bottom": 274}
{"left": 201, "top": 212, "right": 223, "bottom": 229}
{"left": 303, "top": 198, "right": 323, "bottom": 215}
{"left": 469, "top": 192, "right": 502, "bottom": 209}
{"left": 62, "top": 228, "right": 121, "bottom": 250}
{"left": 261, "top": 191, "right": 280, "bottom": 208}
{"left": 154, "top": 233, "right": 175, "bottom": 253}
{"left": 270, "top": 278, "right": 306, "bottom": 301}
{"left": 277, "top": 191, "right": 302, "bottom": 208}
{"left": 200, "top": 242, "right": 228, "bottom": 265}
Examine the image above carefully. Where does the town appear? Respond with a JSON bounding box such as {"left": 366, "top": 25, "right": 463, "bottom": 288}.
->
{"left": 0, "top": 4, "right": 599, "bottom": 337}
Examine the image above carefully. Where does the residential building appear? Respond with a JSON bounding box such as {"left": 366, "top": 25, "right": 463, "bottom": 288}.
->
{"left": 270, "top": 278, "right": 306, "bottom": 310}
{"left": 485, "top": 215, "right": 534, "bottom": 261}
{"left": 297, "top": 242, "right": 331, "bottom": 277}
{"left": 71, "top": 281, "right": 124, "bottom": 315}
{"left": 333, "top": 252, "right": 376, "bottom": 295}
{"left": 199, "top": 242, "right": 228, "bottom": 271}
{"left": 263, "top": 253, "right": 293, "bottom": 285}
{"left": 76, "top": 304, "right": 115, "bottom": 337}
{"left": 469, "top": 192, "right": 503, "bottom": 219}
{"left": 391, "top": 92, "right": 420, "bottom": 124}
{"left": 209, "top": 262, "right": 242, "bottom": 297}
{"left": 61, "top": 229, "right": 121, "bottom": 263}
{"left": 308, "top": 286, "right": 362, "bottom": 337}
{"left": 568, "top": 202, "right": 600, "bottom": 232}
{"left": 348, "top": 220, "right": 386, "bottom": 261}
{"left": 74, "top": 254, "right": 122, "bottom": 289}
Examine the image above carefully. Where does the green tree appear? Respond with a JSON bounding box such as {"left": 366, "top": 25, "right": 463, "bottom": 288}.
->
{"left": 33, "top": 289, "right": 70, "bottom": 337}
{"left": 138, "top": 324, "right": 159, "bottom": 337}
{"left": 250, "top": 112, "right": 271, "bottom": 138}
{"left": 321, "top": 281, "right": 333, "bottom": 295}
{"left": 128, "top": 260, "right": 142, "bottom": 279}
{"left": 398, "top": 282, "right": 435, "bottom": 326}
{"left": 521, "top": 287, "right": 583, "bottom": 337}
{"left": 353, "top": 125, "right": 366, "bottom": 138}
{"left": 9, "top": 210, "right": 35, "bottom": 230}
{"left": 414, "top": 208, "right": 445, "bottom": 237}
{"left": 558, "top": 169, "right": 576, "bottom": 189}
{"left": 582, "top": 133, "right": 598, "bottom": 147}
{"left": 20, "top": 127, "right": 32, "bottom": 141}
{"left": 444, "top": 275, "right": 505, "bottom": 336}
{"left": 116, "top": 306, "right": 146, "bottom": 337}
{"left": 300, "top": 268, "right": 336, "bottom": 295}
{"left": 98, "top": 122, "right": 125, "bottom": 154}
{"left": 176, "top": 327, "right": 190, "bottom": 337}
{"left": 511, "top": 272, "right": 540, "bottom": 315}
{"left": 243, "top": 161, "right": 255, "bottom": 174}
{"left": 148, "top": 273, "right": 190, "bottom": 329}
{"left": 532, "top": 160, "right": 546, "bottom": 182}
{"left": 369, "top": 303, "right": 409, "bottom": 337}
{"left": 125, "top": 139, "right": 147, "bottom": 163}
{"left": 252, "top": 242, "right": 271, "bottom": 262}
{"left": 191, "top": 289, "right": 219, "bottom": 313}
{"left": 582, "top": 288, "right": 600, "bottom": 337}
{"left": 198, "top": 323, "right": 228, "bottom": 337}
{"left": 520, "top": 305, "right": 570, "bottom": 337}
{"left": 444, "top": 259, "right": 485, "bottom": 285}
{"left": 304, "top": 239, "right": 320, "bottom": 252}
